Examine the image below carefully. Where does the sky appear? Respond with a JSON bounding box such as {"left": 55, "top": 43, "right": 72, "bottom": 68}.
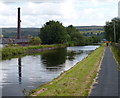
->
{"left": 118, "top": 1, "right": 120, "bottom": 18}
{"left": 0, "top": 0, "right": 119, "bottom": 28}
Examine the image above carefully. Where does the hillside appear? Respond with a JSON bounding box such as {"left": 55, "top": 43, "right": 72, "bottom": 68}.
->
{"left": 75, "top": 26, "right": 104, "bottom": 31}
{"left": 1, "top": 26, "right": 104, "bottom": 38}
{"left": 1, "top": 28, "right": 40, "bottom": 38}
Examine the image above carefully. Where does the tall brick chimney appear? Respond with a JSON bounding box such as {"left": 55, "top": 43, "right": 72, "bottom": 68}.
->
{"left": 17, "top": 7, "right": 21, "bottom": 39}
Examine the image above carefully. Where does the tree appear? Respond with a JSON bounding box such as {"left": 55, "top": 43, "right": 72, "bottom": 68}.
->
{"left": 92, "top": 36, "right": 101, "bottom": 43}
{"left": 39, "top": 20, "right": 67, "bottom": 44}
{"left": 29, "top": 37, "right": 41, "bottom": 45}
{"left": 104, "top": 17, "right": 120, "bottom": 42}
{"left": 66, "top": 25, "right": 84, "bottom": 45}
{"left": 71, "top": 32, "right": 84, "bottom": 45}
{"left": 84, "top": 37, "right": 93, "bottom": 45}
{"left": 66, "top": 25, "right": 79, "bottom": 36}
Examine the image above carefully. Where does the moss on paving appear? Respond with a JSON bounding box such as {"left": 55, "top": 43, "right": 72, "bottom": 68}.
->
{"left": 30, "top": 44, "right": 105, "bottom": 96}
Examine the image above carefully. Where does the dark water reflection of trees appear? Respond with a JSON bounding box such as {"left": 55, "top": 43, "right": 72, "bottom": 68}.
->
{"left": 41, "top": 48, "right": 83, "bottom": 71}
{"left": 41, "top": 48, "right": 67, "bottom": 67}
{"left": 67, "top": 50, "right": 83, "bottom": 61}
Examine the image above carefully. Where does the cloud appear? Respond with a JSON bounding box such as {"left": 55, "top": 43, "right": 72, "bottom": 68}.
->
{"left": 22, "top": 2, "right": 63, "bottom": 16}
{"left": 0, "top": 0, "right": 119, "bottom": 27}
{"left": 0, "top": 0, "right": 65, "bottom": 3}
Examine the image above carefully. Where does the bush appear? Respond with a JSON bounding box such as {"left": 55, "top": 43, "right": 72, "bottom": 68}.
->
{"left": 29, "top": 37, "right": 42, "bottom": 45}
{"left": 2, "top": 47, "right": 26, "bottom": 59}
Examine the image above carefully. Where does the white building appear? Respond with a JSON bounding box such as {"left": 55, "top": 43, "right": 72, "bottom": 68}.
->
{"left": 118, "top": 1, "right": 120, "bottom": 18}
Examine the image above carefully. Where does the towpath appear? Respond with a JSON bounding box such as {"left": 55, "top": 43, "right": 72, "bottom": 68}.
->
{"left": 90, "top": 47, "right": 119, "bottom": 96}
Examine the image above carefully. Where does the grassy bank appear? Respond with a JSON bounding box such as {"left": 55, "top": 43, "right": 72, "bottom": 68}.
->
{"left": 1, "top": 44, "right": 67, "bottom": 60}
{"left": 111, "top": 43, "right": 120, "bottom": 68}
{"left": 30, "top": 44, "right": 105, "bottom": 96}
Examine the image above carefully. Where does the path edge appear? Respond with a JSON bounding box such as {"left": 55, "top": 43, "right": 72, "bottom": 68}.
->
{"left": 88, "top": 47, "right": 106, "bottom": 96}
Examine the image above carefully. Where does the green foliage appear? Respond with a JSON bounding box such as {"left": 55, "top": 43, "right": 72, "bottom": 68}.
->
{"left": 2, "top": 47, "right": 26, "bottom": 59}
{"left": 39, "top": 21, "right": 101, "bottom": 46}
{"left": 83, "top": 36, "right": 101, "bottom": 45}
{"left": 66, "top": 25, "right": 79, "bottom": 36}
{"left": 29, "top": 37, "right": 42, "bottom": 45}
{"left": 104, "top": 17, "right": 120, "bottom": 42}
{"left": 92, "top": 36, "right": 101, "bottom": 43}
{"left": 66, "top": 25, "right": 102, "bottom": 45}
{"left": 1, "top": 44, "right": 67, "bottom": 60}
{"left": 111, "top": 43, "right": 120, "bottom": 67}
{"left": 39, "top": 20, "right": 67, "bottom": 44}
{"left": 84, "top": 36, "right": 93, "bottom": 45}
{"left": 66, "top": 25, "right": 84, "bottom": 46}
{"left": 71, "top": 32, "right": 84, "bottom": 45}
{"left": 5, "top": 44, "right": 21, "bottom": 47}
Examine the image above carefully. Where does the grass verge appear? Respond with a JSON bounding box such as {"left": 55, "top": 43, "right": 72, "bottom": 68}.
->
{"left": 1, "top": 44, "right": 67, "bottom": 60}
{"left": 111, "top": 43, "right": 120, "bottom": 70}
{"left": 30, "top": 44, "right": 105, "bottom": 96}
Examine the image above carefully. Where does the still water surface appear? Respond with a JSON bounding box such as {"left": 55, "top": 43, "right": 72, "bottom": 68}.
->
{"left": 0, "top": 45, "right": 99, "bottom": 96}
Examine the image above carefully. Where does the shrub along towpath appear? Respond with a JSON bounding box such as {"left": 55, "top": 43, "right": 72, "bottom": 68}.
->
{"left": 30, "top": 44, "right": 105, "bottom": 96}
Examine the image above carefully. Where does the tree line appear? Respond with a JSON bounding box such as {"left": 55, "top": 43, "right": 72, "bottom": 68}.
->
{"left": 104, "top": 17, "right": 120, "bottom": 43}
{"left": 35, "top": 20, "right": 101, "bottom": 46}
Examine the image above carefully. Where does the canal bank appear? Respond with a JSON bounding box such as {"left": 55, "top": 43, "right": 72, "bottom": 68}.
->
{"left": 30, "top": 44, "right": 105, "bottom": 96}
{"left": 1, "top": 44, "right": 67, "bottom": 60}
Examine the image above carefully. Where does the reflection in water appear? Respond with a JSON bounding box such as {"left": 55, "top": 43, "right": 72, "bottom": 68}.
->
{"left": 18, "top": 58, "right": 22, "bottom": 84}
{"left": 46, "top": 67, "right": 63, "bottom": 71}
{"left": 41, "top": 48, "right": 67, "bottom": 71}
{"left": 41, "top": 48, "right": 85, "bottom": 71}
{"left": 67, "top": 51, "right": 83, "bottom": 61}
{"left": 67, "top": 51, "right": 76, "bottom": 60}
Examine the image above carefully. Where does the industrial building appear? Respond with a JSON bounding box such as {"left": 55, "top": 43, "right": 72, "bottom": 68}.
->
{"left": 0, "top": 8, "right": 30, "bottom": 45}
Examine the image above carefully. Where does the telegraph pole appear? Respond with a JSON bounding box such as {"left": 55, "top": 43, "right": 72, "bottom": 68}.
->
{"left": 114, "top": 21, "right": 116, "bottom": 42}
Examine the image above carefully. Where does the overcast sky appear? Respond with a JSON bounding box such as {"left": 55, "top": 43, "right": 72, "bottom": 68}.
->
{"left": 0, "top": 0, "right": 119, "bottom": 28}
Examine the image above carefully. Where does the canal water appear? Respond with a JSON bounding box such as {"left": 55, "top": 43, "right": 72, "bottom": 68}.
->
{"left": 0, "top": 45, "right": 99, "bottom": 96}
